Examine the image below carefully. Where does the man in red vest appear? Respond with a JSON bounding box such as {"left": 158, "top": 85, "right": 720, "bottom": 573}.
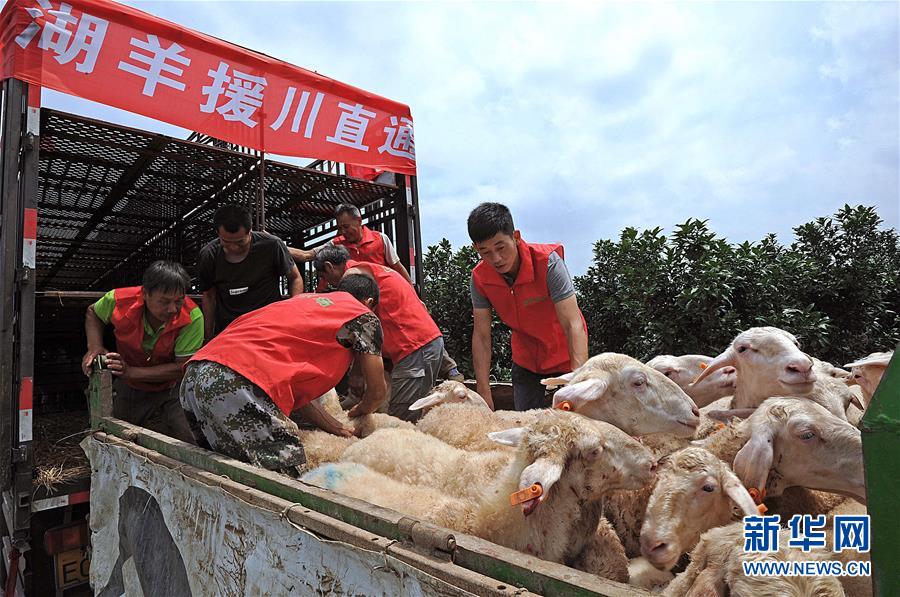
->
{"left": 315, "top": 245, "right": 444, "bottom": 421}
{"left": 468, "top": 203, "right": 588, "bottom": 411}
{"left": 290, "top": 203, "right": 413, "bottom": 284}
{"left": 81, "top": 261, "right": 200, "bottom": 442}
{"left": 292, "top": 203, "right": 465, "bottom": 382}
{"left": 180, "top": 274, "right": 387, "bottom": 474}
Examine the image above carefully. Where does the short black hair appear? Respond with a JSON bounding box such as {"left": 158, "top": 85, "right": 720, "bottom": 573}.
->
{"left": 314, "top": 244, "right": 351, "bottom": 273}
{"left": 142, "top": 260, "right": 190, "bottom": 295}
{"left": 467, "top": 202, "right": 515, "bottom": 243}
{"left": 213, "top": 204, "right": 252, "bottom": 233}
{"left": 335, "top": 204, "right": 361, "bottom": 219}
{"left": 337, "top": 273, "right": 379, "bottom": 308}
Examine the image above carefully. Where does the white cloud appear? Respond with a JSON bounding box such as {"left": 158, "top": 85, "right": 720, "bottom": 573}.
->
{"left": 42, "top": 1, "right": 898, "bottom": 275}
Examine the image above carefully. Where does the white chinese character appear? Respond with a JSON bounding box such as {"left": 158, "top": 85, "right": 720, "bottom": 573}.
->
{"left": 15, "top": 0, "right": 108, "bottom": 74}
{"left": 117, "top": 35, "right": 191, "bottom": 97}
{"left": 326, "top": 102, "right": 376, "bottom": 151}
{"left": 200, "top": 61, "right": 267, "bottom": 128}
{"left": 270, "top": 87, "right": 324, "bottom": 138}
{"left": 378, "top": 116, "right": 415, "bottom": 159}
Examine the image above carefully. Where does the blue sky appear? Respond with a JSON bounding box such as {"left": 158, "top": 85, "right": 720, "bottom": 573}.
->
{"left": 38, "top": 1, "right": 899, "bottom": 275}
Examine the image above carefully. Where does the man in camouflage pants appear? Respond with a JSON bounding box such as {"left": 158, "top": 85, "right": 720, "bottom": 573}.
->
{"left": 181, "top": 274, "right": 385, "bottom": 476}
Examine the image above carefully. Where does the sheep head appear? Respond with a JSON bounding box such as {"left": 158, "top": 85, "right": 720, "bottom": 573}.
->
{"left": 543, "top": 353, "right": 700, "bottom": 438}
{"left": 692, "top": 327, "right": 816, "bottom": 407}
{"left": 488, "top": 411, "right": 657, "bottom": 515}
{"left": 407, "top": 380, "right": 489, "bottom": 413}
{"left": 647, "top": 354, "right": 737, "bottom": 407}
{"left": 845, "top": 351, "right": 893, "bottom": 406}
{"left": 732, "top": 398, "right": 865, "bottom": 503}
{"left": 640, "top": 447, "right": 758, "bottom": 571}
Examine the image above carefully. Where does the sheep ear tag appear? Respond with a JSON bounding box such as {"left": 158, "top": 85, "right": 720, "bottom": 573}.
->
{"left": 510, "top": 483, "right": 543, "bottom": 516}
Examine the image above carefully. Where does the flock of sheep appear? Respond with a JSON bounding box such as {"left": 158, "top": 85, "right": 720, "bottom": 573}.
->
{"left": 295, "top": 326, "right": 893, "bottom": 596}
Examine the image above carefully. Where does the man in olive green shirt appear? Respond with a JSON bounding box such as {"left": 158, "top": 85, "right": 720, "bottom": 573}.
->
{"left": 82, "top": 261, "right": 200, "bottom": 442}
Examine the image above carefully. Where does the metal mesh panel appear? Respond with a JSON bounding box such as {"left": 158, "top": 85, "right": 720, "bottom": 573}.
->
{"left": 36, "top": 109, "right": 398, "bottom": 291}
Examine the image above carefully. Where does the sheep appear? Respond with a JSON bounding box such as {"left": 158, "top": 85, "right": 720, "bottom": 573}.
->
{"left": 340, "top": 427, "right": 511, "bottom": 496}
{"left": 665, "top": 521, "right": 872, "bottom": 597}
{"left": 407, "top": 380, "right": 489, "bottom": 412}
{"left": 845, "top": 351, "right": 894, "bottom": 407}
{"left": 647, "top": 354, "right": 737, "bottom": 408}
{"left": 542, "top": 353, "right": 701, "bottom": 439}
{"left": 638, "top": 447, "right": 759, "bottom": 572}
{"left": 303, "top": 409, "right": 657, "bottom": 581}
{"left": 703, "top": 399, "right": 865, "bottom": 505}
{"left": 414, "top": 353, "right": 701, "bottom": 454}
{"left": 691, "top": 327, "right": 849, "bottom": 424}
{"left": 602, "top": 398, "right": 863, "bottom": 562}
{"left": 293, "top": 389, "right": 416, "bottom": 469}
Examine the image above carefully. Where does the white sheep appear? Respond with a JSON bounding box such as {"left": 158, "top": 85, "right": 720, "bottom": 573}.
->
{"left": 542, "top": 353, "right": 700, "bottom": 439}
{"left": 414, "top": 353, "right": 701, "bottom": 454}
{"left": 295, "top": 389, "right": 416, "bottom": 469}
{"left": 603, "top": 398, "right": 863, "bottom": 562}
{"left": 845, "top": 351, "right": 894, "bottom": 407}
{"left": 647, "top": 354, "right": 737, "bottom": 407}
{"left": 665, "top": 520, "right": 871, "bottom": 597}
{"left": 303, "top": 409, "right": 657, "bottom": 581}
{"left": 691, "top": 327, "right": 850, "bottom": 434}
{"left": 407, "top": 380, "right": 489, "bottom": 412}
{"left": 638, "top": 447, "right": 759, "bottom": 572}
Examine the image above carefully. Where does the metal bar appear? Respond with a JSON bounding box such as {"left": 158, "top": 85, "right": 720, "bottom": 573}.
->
{"left": 257, "top": 153, "right": 266, "bottom": 231}
{"left": 10, "top": 83, "right": 39, "bottom": 538}
{"left": 408, "top": 175, "right": 424, "bottom": 290}
{"left": 0, "top": 78, "right": 25, "bottom": 495}
{"left": 860, "top": 347, "right": 900, "bottom": 597}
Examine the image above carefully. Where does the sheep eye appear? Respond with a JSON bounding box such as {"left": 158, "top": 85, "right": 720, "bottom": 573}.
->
{"left": 663, "top": 371, "right": 675, "bottom": 378}
{"left": 633, "top": 379, "right": 645, "bottom": 387}
{"left": 702, "top": 484, "right": 715, "bottom": 493}
{"left": 737, "top": 346, "right": 748, "bottom": 353}
{"left": 799, "top": 431, "right": 815, "bottom": 440}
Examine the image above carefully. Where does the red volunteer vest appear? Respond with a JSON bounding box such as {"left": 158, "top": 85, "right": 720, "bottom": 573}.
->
{"left": 472, "top": 240, "right": 586, "bottom": 374}
{"left": 347, "top": 259, "right": 441, "bottom": 362}
{"left": 189, "top": 293, "right": 371, "bottom": 416}
{"left": 109, "top": 286, "right": 197, "bottom": 392}
{"left": 333, "top": 225, "right": 388, "bottom": 265}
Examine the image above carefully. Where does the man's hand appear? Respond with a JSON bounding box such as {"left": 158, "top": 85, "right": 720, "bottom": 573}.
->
{"left": 476, "top": 382, "right": 495, "bottom": 410}
{"left": 81, "top": 347, "right": 108, "bottom": 377}
{"left": 104, "top": 352, "right": 131, "bottom": 381}
{"left": 347, "top": 401, "right": 376, "bottom": 419}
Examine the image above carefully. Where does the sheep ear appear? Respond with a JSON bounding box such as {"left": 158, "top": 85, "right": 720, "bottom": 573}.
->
{"left": 452, "top": 385, "right": 468, "bottom": 399}
{"left": 692, "top": 347, "right": 736, "bottom": 386}
{"left": 551, "top": 378, "right": 609, "bottom": 409}
{"left": 849, "top": 393, "right": 864, "bottom": 411}
{"left": 408, "top": 392, "right": 447, "bottom": 411}
{"left": 521, "top": 458, "right": 565, "bottom": 499}
{"left": 732, "top": 425, "right": 775, "bottom": 493}
{"left": 541, "top": 371, "right": 576, "bottom": 387}
{"left": 488, "top": 427, "right": 528, "bottom": 447}
{"left": 722, "top": 469, "right": 760, "bottom": 518}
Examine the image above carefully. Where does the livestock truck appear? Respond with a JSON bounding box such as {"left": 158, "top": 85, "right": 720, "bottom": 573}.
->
{"left": 0, "top": 0, "right": 654, "bottom": 594}
{"left": 2, "top": 0, "right": 897, "bottom": 595}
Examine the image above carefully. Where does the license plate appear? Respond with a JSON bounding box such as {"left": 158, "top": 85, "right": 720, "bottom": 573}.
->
{"left": 55, "top": 547, "right": 90, "bottom": 589}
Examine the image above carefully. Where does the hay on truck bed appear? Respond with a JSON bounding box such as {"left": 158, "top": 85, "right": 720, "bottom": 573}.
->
{"left": 32, "top": 411, "right": 92, "bottom": 491}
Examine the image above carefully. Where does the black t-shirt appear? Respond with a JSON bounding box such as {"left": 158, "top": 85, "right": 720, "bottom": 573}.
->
{"left": 198, "top": 231, "right": 294, "bottom": 333}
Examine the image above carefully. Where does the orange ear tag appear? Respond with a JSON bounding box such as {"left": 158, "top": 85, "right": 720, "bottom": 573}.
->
{"left": 699, "top": 362, "right": 708, "bottom": 370}
{"left": 716, "top": 422, "right": 726, "bottom": 430}
{"left": 509, "top": 483, "right": 543, "bottom": 507}
{"left": 556, "top": 400, "right": 574, "bottom": 412}
{"left": 747, "top": 487, "right": 768, "bottom": 514}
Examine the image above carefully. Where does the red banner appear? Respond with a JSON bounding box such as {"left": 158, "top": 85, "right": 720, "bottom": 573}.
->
{"left": 0, "top": 0, "right": 416, "bottom": 174}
